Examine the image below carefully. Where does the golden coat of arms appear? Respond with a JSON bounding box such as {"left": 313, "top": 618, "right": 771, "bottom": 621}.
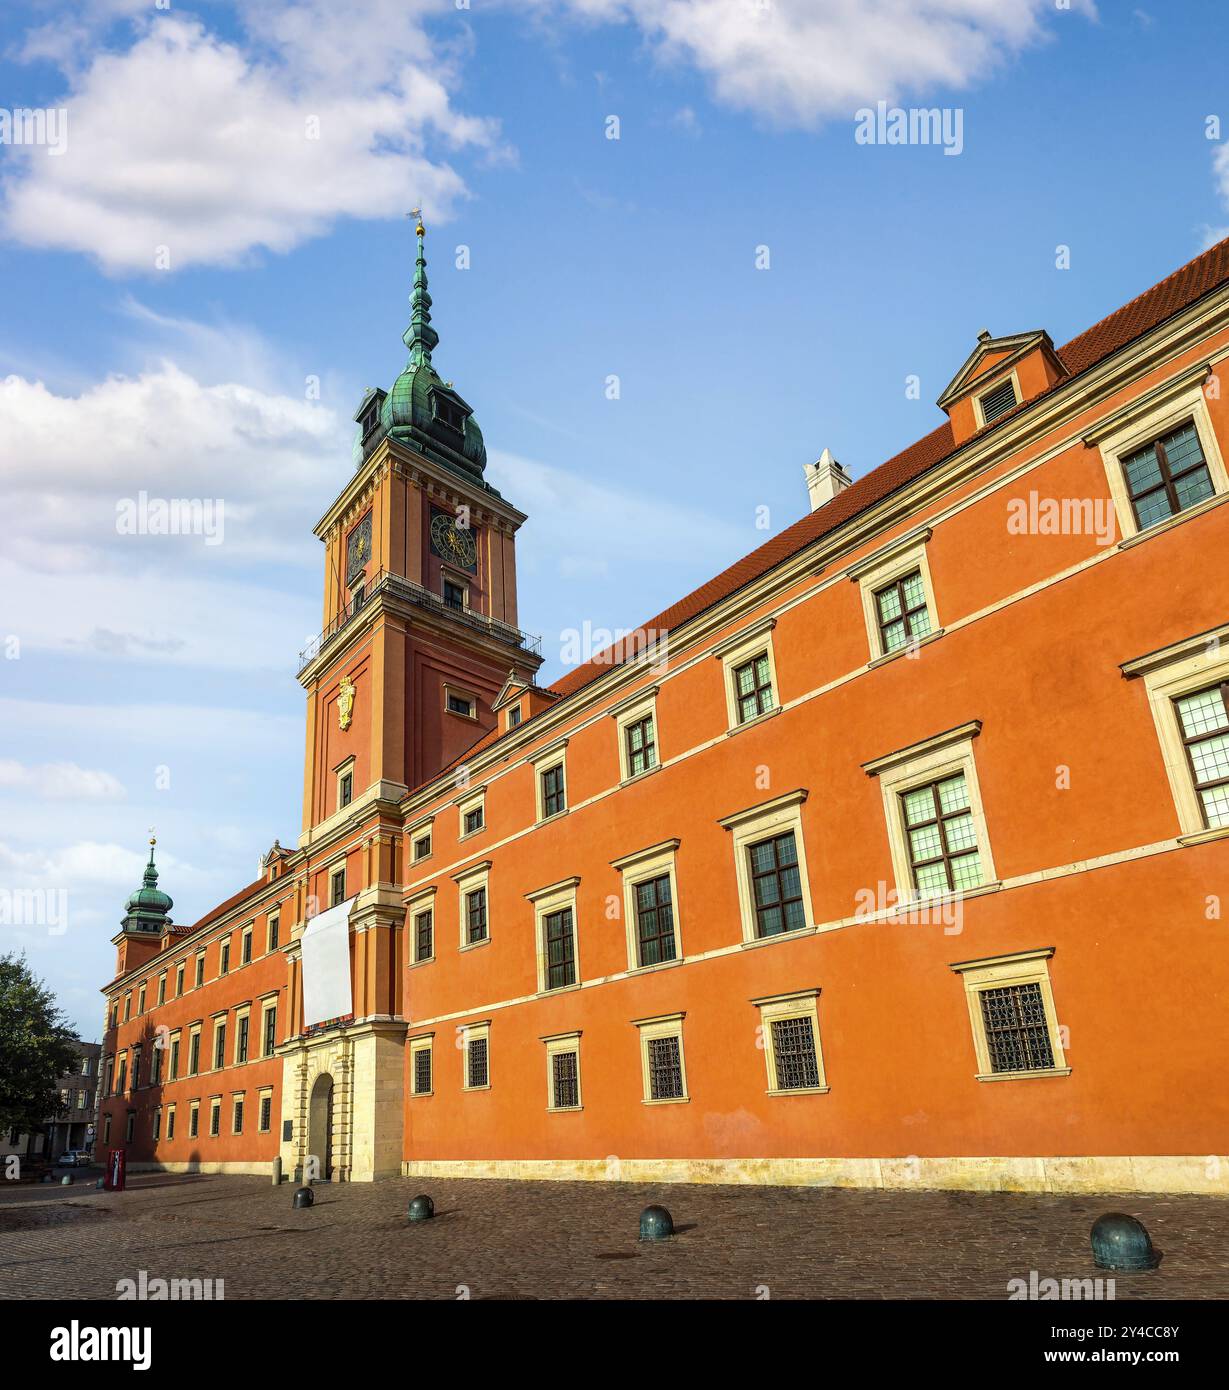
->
{"left": 338, "top": 676, "right": 356, "bottom": 731}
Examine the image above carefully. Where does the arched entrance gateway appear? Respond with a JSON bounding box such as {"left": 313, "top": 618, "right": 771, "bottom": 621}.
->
{"left": 307, "top": 1073, "right": 335, "bottom": 1181}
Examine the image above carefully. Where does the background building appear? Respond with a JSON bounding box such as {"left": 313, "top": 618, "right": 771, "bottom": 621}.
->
{"left": 2, "top": 1040, "right": 101, "bottom": 1165}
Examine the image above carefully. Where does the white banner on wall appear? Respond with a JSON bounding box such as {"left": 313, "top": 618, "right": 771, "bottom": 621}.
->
{"left": 300, "top": 896, "right": 355, "bottom": 1026}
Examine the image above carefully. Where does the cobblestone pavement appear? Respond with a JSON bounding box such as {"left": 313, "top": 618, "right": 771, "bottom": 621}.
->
{"left": 2, "top": 1173, "right": 1227, "bottom": 1300}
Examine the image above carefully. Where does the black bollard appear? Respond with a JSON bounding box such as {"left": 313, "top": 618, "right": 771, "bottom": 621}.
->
{"left": 1090, "top": 1212, "right": 1161, "bottom": 1270}
{"left": 407, "top": 1194, "right": 435, "bottom": 1223}
{"left": 292, "top": 1186, "right": 314, "bottom": 1209}
{"left": 639, "top": 1204, "right": 674, "bottom": 1241}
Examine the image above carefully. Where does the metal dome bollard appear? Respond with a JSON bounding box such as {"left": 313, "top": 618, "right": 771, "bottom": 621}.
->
{"left": 292, "top": 1186, "right": 315, "bottom": 1209}
{"left": 95, "top": 1177, "right": 105, "bottom": 1189}
{"left": 61, "top": 1175, "right": 72, "bottom": 1186}
{"left": 407, "top": 1194, "right": 435, "bottom": 1223}
{"left": 1091, "top": 1212, "right": 1161, "bottom": 1271}
{"left": 639, "top": 1205, "right": 674, "bottom": 1241}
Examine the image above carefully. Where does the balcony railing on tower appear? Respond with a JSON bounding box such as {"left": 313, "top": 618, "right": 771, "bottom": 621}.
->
{"left": 298, "top": 568, "right": 542, "bottom": 671}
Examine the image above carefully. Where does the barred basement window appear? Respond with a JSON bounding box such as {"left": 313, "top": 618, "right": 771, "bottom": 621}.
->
{"left": 541, "top": 763, "right": 566, "bottom": 817}
{"left": 414, "top": 909, "right": 434, "bottom": 962}
{"left": 647, "top": 1035, "right": 684, "bottom": 1101}
{"left": 209, "top": 1101, "right": 221, "bottom": 1137}
{"left": 258, "top": 1095, "right": 272, "bottom": 1132}
{"left": 233, "top": 1099, "right": 244, "bottom": 1135}
{"left": 1122, "top": 421, "right": 1214, "bottom": 531}
{"left": 543, "top": 907, "right": 576, "bottom": 990}
{"left": 978, "top": 376, "right": 1017, "bottom": 424}
{"left": 465, "top": 888, "right": 488, "bottom": 945}
{"left": 625, "top": 715, "right": 657, "bottom": 776}
{"left": 188, "top": 1105, "right": 199, "bottom": 1139}
{"left": 551, "top": 1050, "right": 580, "bottom": 1109}
{"left": 900, "top": 773, "right": 983, "bottom": 895}
{"left": 733, "top": 653, "right": 774, "bottom": 724}
{"left": 1174, "top": 682, "right": 1229, "bottom": 828}
{"left": 413, "top": 1046, "right": 433, "bottom": 1096}
{"left": 769, "top": 1016, "right": 821, "bottom": 1090}
{"left": 748, "top": 831, "right": 805, "bottom": 937}
{"left": 166, "top": 1107, "right": 175, "bottom": 1140}
{"left": 978, "top": 982, "right": 1056, "bottom": 1074}
{"left": 634, "top": 874, "right": 676, "bottom": 966}
{"left": 467, "top": 1036, "right": 489, "bottom": 1089}
{"left": 874, "top": 569, "right": 932, "bottom": 655}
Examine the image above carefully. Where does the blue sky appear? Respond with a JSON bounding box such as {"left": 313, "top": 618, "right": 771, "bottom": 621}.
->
{"left": 1, "top": 0, "right": 1227, "bottom": 1037}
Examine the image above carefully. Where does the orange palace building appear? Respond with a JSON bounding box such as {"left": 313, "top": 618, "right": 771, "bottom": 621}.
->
{"left": 100, "top": 229, "right": 1229, "bottom": 1193}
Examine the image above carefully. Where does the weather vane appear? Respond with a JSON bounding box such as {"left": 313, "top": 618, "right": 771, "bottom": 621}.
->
{"left": 408, "top": 207, "right": 425, "bottom": 235}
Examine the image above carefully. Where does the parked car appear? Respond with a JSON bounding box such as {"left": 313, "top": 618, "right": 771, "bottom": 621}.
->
{"left": 56, "top": 1149, "right": 93, "bottom": 1167}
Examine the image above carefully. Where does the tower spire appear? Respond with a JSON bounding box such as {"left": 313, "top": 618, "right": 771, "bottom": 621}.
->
{"left": 404, "top": 209, "right": 439, "bottom": 367}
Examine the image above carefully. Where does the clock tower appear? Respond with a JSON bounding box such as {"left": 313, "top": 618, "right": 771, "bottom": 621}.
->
{"left": 297, "top": 217, "right": 544, "bottom": 847}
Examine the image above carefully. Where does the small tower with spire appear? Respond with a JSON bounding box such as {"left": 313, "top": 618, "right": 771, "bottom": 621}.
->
{"left": 110, "top": 835, "right": 175, "bottom": 979}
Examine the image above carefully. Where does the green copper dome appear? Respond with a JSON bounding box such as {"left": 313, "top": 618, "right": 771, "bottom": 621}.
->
{"left": 122, "top": 839, "right": 173, "bottom": 933}
{"left": 353, "top": 218, "right": 489, "bottom": 485}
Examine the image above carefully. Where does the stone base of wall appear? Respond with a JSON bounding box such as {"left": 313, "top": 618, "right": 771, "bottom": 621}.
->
{"left": 402, "top": 1154, "right": 1229, "bottom": 1195}
{"left": 126, "top": 1160, "right": 276, "bottom": 1177}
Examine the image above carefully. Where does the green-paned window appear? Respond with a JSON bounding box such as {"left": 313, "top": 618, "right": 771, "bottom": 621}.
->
{"left": 543, "top": 907, "right": 576, "bottom": 990}
{"left": 466, "top": 887, "right": 488, "bottom": 944}
{"left": 414, "top": 909, "right": 433, "bottom": 962}
{"left": 901, "top": 773, "right": 983, "bottom": 896}
{"left": 733, "top": 653, "right": 774, "bottom": 724}
{"left": 625, "top": 715, "right": 657, "bottom": 776}
{"left": 634, "top": 874, "right": 676, "bottom": 967}
{"left": 541, "top": 763, "right": 566, "bottom": 817}
{"left": 1175, "top": 682, "right": 1229, "bottom": 829}
{"left": 874, "top": 569, "right": 932, "bottom": 655}
{"left": 1122, "top": 421, "right": 1214, "bottom": 531}
{"left": 748, "top": 831, "right": 806, "bottom": 937}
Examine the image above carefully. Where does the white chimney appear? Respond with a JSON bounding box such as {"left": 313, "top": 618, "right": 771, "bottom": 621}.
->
{"left": 804, "top": 448, "right": 853, "bottom": 512}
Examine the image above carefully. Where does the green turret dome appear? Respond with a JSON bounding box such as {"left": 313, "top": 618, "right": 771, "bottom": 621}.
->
{"left": 122, "top": 838, "right": 173, "bottom": 933}
{"left": 353, "top": 217, "right": 489, "bottom": 485}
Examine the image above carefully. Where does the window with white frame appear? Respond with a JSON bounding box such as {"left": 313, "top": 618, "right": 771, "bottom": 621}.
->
{"left": 544, "top": 1032, "right": 582, "bottom": 1111}
{"left": 718, "top": 791, "right": 815, "bottom": 943}
{"left": 458, "top": 789, "right": 486, "bottom": 838}
{"left": 611, "top": 687, "right": 660, "bottom": 781}
{"left": 532, "top": 740, "right": 569, "bottom": 822}
{"left": 336, "top": 758, "right": 356, "bottom": 812}
{"left": 863, "top": 722, "right": 996, "bottom": 900}
{"left": 1089, "top": 370, "right": 1228, "bottom": 543}
{"left": 526, "top": 877, "right": 580, "bottom": 993}
{"left": 257, "top": 1089, "right": 273, "bottom": 1132}
{"left": 444, "top": 685, "right": 478, "bottom": 720}
{"left": 950, "top": 948, "right": 1069, "bottom": 1081}
{"left": 849, "top": 527, "right": 941, "bottom": 662}
{"left": 409, "top": 888, "right": 436, "bottom": 965}
{"left": 410, "top": 819, "right": 433, "bottom": 863}
{"left": 410, "top": 1036, "right": 434, "bottom": 1096}
{"left": 713, "top": 619, "right": 779, "bottom": 731}
{"left": 461, "top": 1022, "right": 490, "bottom": 1090}
{"left": 634, "top": 1013, "right": 688, "bottom": 1104}
{"left": 454, "top": 862, "right": 491, "bottom": 949}
{"left": 1122, "top": 621, "right": 1229, "bottom": 837}
{"left": 611, "top": 838, "right": 681, "bottom": 970}
{"left": 753, "top": 990, "right": 828, "bottom": 1095}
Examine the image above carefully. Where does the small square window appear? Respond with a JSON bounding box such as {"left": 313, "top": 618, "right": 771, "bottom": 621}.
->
{"left": 462, "top": 805, "right": 484, "bottom": 836}
{"left": 447, "top": 692, "right": 475, "bottom": 718}
{"left": 413, "top": 833, "right": 432, "bottom": 861}
{"left": 978, "top": 376, "right": 1017, "bottom": 424}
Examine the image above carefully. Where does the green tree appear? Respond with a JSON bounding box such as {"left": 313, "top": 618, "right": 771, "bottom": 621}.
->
{"left": 0, "top": 953, "right": 80, "bottom": 1138}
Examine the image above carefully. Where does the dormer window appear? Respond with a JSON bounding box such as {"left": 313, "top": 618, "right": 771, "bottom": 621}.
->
{"left": 431, "top": 391, "right": 468, "bottom": 434}
{"left": 359, "top": 402, "right": 380, "bottom": 442}
{"left": 977, "top": 376, "right": 1018, "bottom": 425}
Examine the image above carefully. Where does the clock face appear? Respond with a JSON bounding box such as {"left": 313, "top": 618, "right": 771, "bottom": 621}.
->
{"left": 346, "top": 514, "right": 372, "bottom": 582}
{"left": 429, "top": 510, "right": 478, "bottom": 571}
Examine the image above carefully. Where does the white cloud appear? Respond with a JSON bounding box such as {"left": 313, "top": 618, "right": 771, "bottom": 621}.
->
{"left": 538, "top": 0, "right": 1093, "bottom": 127}
{"left": 2, "top": 4, "right": 500, "bottom": 272}
{"left": 0, "top": 360, "right": 344, "bottom": 576}
{"left": 0, "top": 760, "right": 126, "bottom": 801}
